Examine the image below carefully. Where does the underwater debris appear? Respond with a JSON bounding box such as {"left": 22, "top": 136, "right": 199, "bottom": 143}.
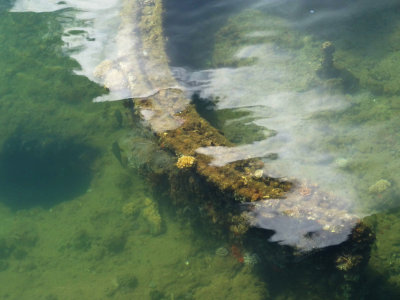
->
{"left": 316, "top": 40, "right": 359, "bottom": 92}
{"left": 119, "top": 0, "right": 373, "bottom": 261}
{"left": 118, "top": 0, "right": 288, "bottom": 202}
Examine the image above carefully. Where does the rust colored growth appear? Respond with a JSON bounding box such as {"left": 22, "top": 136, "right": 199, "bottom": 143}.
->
{"left": 157, "top": 105, "right": 289, "bottom": 201}
{"left": 350, "top": 221, "right": 375, "bottom": 244}
{"left": 160, "top": 106, "right": 230, "bottom": 155}
{"left": 231, "top": 245, "right": 244, "bottom": 263}
{"left": 196, "top": 158, "right": 289, "bottom": 201}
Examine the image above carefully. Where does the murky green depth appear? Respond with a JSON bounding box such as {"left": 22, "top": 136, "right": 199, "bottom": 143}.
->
{"left": 1, "top": 1, "right": 400, "bottom": 299}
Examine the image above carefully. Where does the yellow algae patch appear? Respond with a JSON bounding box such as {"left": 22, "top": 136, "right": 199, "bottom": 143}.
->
{"left": 176, "top": 155, "right": 196, "bottom": 169}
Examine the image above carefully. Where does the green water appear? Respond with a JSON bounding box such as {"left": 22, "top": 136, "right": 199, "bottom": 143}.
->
{"left": 1, "top": 1, "right": 400, "bottom": 299}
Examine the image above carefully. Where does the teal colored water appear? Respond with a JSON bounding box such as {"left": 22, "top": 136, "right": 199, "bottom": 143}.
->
{"left": 1, "top": 0, "right": 400, "bottom": 299}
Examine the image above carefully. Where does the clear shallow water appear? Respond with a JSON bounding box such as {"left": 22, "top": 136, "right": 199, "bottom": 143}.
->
{"left": 1, "top": 0, "right": 400, "bottom": 299}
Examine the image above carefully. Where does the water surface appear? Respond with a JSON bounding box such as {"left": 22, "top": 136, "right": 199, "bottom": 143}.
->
{"left": 1, "top": 0, "right": 400, "bottom": 299}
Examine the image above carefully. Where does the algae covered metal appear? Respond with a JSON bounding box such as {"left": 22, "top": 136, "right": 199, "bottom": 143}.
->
{"left": 105, "top": 0, "right": 289, "bottom": 201}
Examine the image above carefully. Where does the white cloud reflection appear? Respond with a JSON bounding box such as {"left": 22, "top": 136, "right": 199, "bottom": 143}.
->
{"left": 187, "top": 32, "right": 362, "bottom": 250}
{"left": 11, "top": 0, "right": 181, "bottom": 102}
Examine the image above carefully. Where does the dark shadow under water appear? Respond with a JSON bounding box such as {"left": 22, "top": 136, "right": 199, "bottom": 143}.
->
{"left": 0, "top": 132, "right": 97, "bottom": 210}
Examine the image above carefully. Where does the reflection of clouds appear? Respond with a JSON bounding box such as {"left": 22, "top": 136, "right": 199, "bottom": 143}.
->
{"left": 194, "top": 43, "right": 350, "bottom": 187}
{"left": 11, "top": 0, "right": 181, "bottom": 102}
{"left": 246, "top": 190, "right": 358, "bottom": 251}
{"left": 196, "top": 140, "right": 279, "bottom": 167}
{"left": 189, "top": 28, "right": 361, "bottom": 249}
{"left": 12, "top": 0, "right": 189, "bottom": 132}
{"left": 11, "top": 0, "right": 69, "bottom": 12}
{"left": 242, "top": 174, "right": 360, "bottom": 252}
{"left": 13, "top": 0, "right": 123, "bottom": 97}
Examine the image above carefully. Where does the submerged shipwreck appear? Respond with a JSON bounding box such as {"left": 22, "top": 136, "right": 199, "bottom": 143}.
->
{"left": 18, "top": 1, "right": 371, "bottom": 295}
{"left": 8, "top": 0, "right": 400, "bottom": 297}
{"left": 101, "top": 0, "right": 373, "bottom": 260}
{"left": 97, "top": 0, "right": 374, "bottom": 272}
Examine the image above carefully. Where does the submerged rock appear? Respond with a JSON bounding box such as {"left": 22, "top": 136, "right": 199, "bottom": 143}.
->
{"left": 368, "top": 179, "right": 391, "bottom": 194}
